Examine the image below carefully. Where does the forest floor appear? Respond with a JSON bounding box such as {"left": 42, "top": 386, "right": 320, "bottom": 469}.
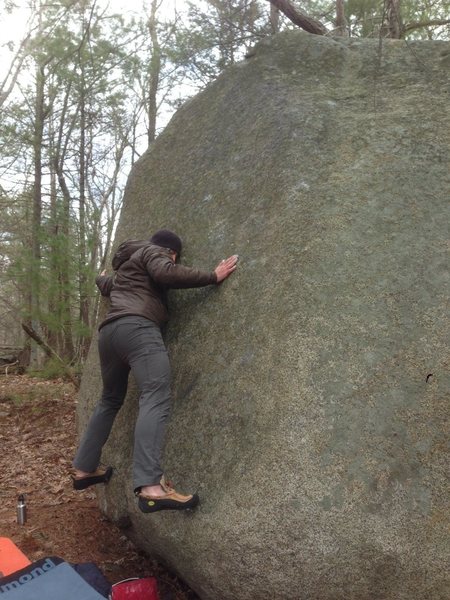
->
{"left": 0, "top": 374, "right": 198, "bottom": 600}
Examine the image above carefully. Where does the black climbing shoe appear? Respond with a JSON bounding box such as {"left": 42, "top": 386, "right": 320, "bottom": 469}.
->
{"left": 72, "top": 466, "right": 113, "bottom": 490}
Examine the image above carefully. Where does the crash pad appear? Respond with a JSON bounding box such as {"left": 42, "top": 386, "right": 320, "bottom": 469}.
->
{"left": 0, "top": 557, "right": 106, "bottom": 599}
{"left": 0, "top": 539, "right": 30, "bottom": 577}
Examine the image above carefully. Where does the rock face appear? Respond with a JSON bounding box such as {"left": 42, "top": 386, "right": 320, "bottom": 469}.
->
{"left": 78, "top": 32, "right": 449, "bottom": 600}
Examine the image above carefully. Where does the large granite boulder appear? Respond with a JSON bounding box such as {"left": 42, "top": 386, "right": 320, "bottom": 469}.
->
{"left": 78, "top": 31, "right": 449, "bottom": 600}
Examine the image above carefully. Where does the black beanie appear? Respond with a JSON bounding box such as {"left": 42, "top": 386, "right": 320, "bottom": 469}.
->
{"left": 150, "top": 229, "right": 182, "bottom": 255}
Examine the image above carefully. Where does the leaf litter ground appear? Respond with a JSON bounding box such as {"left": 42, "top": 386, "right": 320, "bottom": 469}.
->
{"left": 0, "top": 374, "right": 198, "bottom": 600}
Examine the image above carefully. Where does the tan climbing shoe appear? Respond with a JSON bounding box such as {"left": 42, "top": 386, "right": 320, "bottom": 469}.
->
{"left": 138, "top": 477, "right": 199, "bottom": 513}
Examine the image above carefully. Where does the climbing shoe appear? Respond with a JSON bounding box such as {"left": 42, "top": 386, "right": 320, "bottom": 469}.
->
{"left": 137, "top": 477, "right": 199, "bottom": 513}
{"left": 72, "top": 466, "right": 113, "bottom": 490}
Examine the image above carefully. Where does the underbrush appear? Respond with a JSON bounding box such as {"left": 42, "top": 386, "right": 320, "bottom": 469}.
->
{"left": 0, "top": 373, "right": 75, "bottom": 405}
{"left": 26, "top": 359, "right": 81, "bottom": 390}
{"left": 28, "top": 357, "right": 81, "bottom": 381}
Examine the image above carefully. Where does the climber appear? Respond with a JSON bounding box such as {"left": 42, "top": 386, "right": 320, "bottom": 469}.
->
{"left": 71, "top": 229, "right": 238, "bottom": 513}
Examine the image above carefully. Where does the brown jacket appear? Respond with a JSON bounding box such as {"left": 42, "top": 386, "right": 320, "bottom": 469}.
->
{"left": 96, "top": 243, "right": 217, "bottom": 329}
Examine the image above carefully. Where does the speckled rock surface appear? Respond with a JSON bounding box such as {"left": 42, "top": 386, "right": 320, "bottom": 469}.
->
{"left": 78, "top": 31, "right": 450, "bottom": 600}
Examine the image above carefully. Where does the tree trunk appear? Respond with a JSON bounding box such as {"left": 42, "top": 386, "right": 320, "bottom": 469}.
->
{"left": 31, "top": 61, "right": 45, "bottom": 326}
{"left": 28, "top": 47, "right": 46, "bottom": 369}
{"left": 47, "top": 131, "right": 61, "bottom": 353}
{"left": 386, "top": 0, "right": 403, "bottom": 38}
{"left": 78, "top": 44, "right": 90, "bottom": 358}
{"left": 267, "top": 0, "right": 327, "bottom": 35}
{"left": 53, "top": 158, "right": 75, "bottom": 361}
{"left": 270, "top": 3, "right": 280, "bottom": 34}
{"left": 147, "top": 0, "right": 161, "bottom": 144}
{"left": 335, "top": 0, "right": 348, "bottom": 36}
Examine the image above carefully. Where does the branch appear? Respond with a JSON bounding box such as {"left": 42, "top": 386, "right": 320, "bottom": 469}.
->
{"left": 403, "top": 18, "right": 450, "bottom": 34}
{"left": 0, "top": 33, "right": 32, "bottom": 108}
{"left": 266, "top": 0, "right": 327, "bottom": 35}
{"left": 1, "top": 361, "right": 18, "bottom": 375}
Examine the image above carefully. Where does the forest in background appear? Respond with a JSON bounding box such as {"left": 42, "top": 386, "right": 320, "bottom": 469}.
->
{"left": 0, "top": 0, "right": 448, "bottom": 371}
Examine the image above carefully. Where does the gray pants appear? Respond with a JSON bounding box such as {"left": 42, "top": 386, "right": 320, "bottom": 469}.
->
{"left": 73, "top": 316, "right": 171, "bottom": 490}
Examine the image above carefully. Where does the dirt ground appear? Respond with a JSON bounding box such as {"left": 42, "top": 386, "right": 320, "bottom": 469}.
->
{"left": 0, "top": 374, "right": 198, "bottom": 599}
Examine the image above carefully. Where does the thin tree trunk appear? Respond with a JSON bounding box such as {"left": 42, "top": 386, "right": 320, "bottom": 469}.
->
{"left": 335, "top": 0, "right": 348, "bottom": 36}
{"left": 147, "top": 0, "right": 161, "bottom": 144}
{"left": 47, "top": 129, "right": 61, "bottom": 353}
{"left": 78, "top": 59, "right": 90, "bottom": 358}
{"left": 52, "top": 73, "right": 77, "bottom": 362}
{"left": 270, "top": 3, "right": 280, "bottom": 34}
{"left": 60, "top": 190, "right": 75, "bottom": 362}
{"left": 53, "top": 158, "right": 75, "bottom": 361}
{"left": 30, "top": 57, "right": 45, "bottom": 367}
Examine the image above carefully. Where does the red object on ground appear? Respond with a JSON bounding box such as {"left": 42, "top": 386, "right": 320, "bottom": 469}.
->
{"left": 110, "top": 577, "right": 160, "bottom": 599}
{"left": 0, "top": 537, "right": 31, "bottom": 577}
